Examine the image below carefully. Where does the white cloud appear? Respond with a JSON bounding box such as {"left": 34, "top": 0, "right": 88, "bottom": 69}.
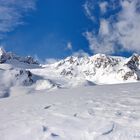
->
{"left": 99, "top": 1, "right": 108, "bottom": 14}
{"left": 99, "top": 19, "right": 110, "bottom": 36}
{"left": 84, "top": 31, "right": 114, "bottom": 54}
{"left": 73, "top": 50, "right": 89, "bottom": 57}
{"left": 45, "top": 58, "right": 58, "bottom": 64}
{"left": 66, "top": 42, "right": 73, "bottom": 50}
{"left": 0, "top": 0, "right": 36, "bottom": 39}
{"left": 115, "top": 0, "right": 140, "bottom": 52}
{"left": 84, "top": 0, "right": 140, "bottom": 54}
{"left": 83, "top": 0, "right": 96, "bottom": 22}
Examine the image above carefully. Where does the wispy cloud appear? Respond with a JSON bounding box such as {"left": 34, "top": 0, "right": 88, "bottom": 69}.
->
{"left": 99, "top": 1, "right": 108, "bottom": 14}
{"left": 83, "top": 0, "right": 96, "bottom": 22}
{"left": 84, "top": 30, "right": 115, "bottom": 54}
{"left": 45, "top": 58, "right": 58, "bottom": 64}
{"left": 73, "top": 50, "right": 89, "bottom": 57}
{"left": 0, "top": 0, "right": 36, "bottom": 39}
{"left": 66, "top": 42, "right": 73, "bottom": 51}
{"left": 84, "top": 0, "right": 140, "bottom": 54}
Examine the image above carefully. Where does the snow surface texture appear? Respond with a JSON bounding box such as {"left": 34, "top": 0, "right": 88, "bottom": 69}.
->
{"left": 0, "top": 48, "right": 140, "bottom": 139}
{"left": 1, "top": 83, "right": 140, "bottom": 140}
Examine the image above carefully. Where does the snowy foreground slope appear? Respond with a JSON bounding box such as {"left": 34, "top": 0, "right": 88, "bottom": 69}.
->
{"left": 1, "top": 48, "right": 140, "bottom": 139}
{"left": 1, "top": 83, "right": 140, "bottom": 140}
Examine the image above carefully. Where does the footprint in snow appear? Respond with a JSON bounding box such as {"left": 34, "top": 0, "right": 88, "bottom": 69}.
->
{"left": 42, "top": 125, "right": 60, "bottom": 138}
{"left": 88, "top": 108, "right": 95, "bottom": 116}
{"left": 44, "top": 105, "right": 51, "bottom": 110}
{"left": 115, "top": 110, "right": 123, "bottom": 117}
{"left": 42, "top": 125, "right": 48, "bottom": 132}
{"left": 102, "top": 123, "right": 115, "bottom": 135}
{"left": 73, "top": 113, "right": 78, "bottom": 117}
{"left": 51, "top": 133, "right": 59, "bottom": 137}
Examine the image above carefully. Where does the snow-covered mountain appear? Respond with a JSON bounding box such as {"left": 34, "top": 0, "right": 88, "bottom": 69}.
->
{"left": 50, "top": 53, "right": 140, "bottom": 84}
{"left": 1, "top": 48, "right": 140, "bottom": 140}
{"left": 39, "top": 53, "right": 140, "bottom": 87}
{"left": 0, "top": 47, "right": 38, "bottom": 64}
{"left": 0, "top": 47, "right": 140, "bottom": 98}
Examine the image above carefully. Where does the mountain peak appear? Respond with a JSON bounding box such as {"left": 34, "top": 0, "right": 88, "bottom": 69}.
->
{"left": 0, "top": 47, "right": 7, "bottom": 63}
{"left": 50, "top": 53, "right": 140, "bottom": 84}
{"left": 0, "top": 48, "right": 38, "bottom": 65}
{"left": 0, "top": 47, "right": 6, "bottom": 55}
{"left": 0, "top": 49, "right": 140, "bottom": 87}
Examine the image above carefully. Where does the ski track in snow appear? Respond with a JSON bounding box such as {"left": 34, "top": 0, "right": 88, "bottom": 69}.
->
{"left": 0, "top": 83, "right": 140, "bottom": 140}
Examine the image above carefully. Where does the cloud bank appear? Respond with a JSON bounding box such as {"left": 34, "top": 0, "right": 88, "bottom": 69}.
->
{"left": 84, "top": 0, "right": 140, "bottom": 54}
{"left": 0, "top": 0, "right": 36, "bottom": 39}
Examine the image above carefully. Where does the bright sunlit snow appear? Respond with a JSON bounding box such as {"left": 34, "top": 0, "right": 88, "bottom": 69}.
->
{"left": 1, "top": 82, "right": 140, "bottom": 140}
{"left": 1, "top": 0, "right": 140, "bottom": 139}
{"left": 0, "top": 49, "right": 140, "bottom": 140}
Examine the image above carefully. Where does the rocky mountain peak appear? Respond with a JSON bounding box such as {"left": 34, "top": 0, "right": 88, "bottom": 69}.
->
{"left": 125, "top": 53, "right": 140, "bottom": 70}
{"left": 51, "top": 53, "right": 140, "bottom": 83}
{"left": 0, "top": 47, "right": 38, "bottom": 65}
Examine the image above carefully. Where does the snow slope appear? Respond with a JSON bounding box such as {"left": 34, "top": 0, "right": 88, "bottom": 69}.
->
{"left": 0, "top": 83, "right": 140, "bottom": 140}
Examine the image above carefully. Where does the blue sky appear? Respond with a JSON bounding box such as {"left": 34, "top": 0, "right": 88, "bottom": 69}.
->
{"left": 0, "top": 0, "right": 140, "bottom": 60}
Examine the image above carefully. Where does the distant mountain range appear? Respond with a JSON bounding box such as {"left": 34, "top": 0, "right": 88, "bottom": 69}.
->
{"left": 0, "top": 47, "right": 140, "bottom": 98}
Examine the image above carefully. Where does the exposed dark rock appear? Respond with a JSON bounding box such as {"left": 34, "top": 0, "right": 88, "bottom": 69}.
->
{"left": 125, "top": 54, "right": 139, "bottom": 70}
